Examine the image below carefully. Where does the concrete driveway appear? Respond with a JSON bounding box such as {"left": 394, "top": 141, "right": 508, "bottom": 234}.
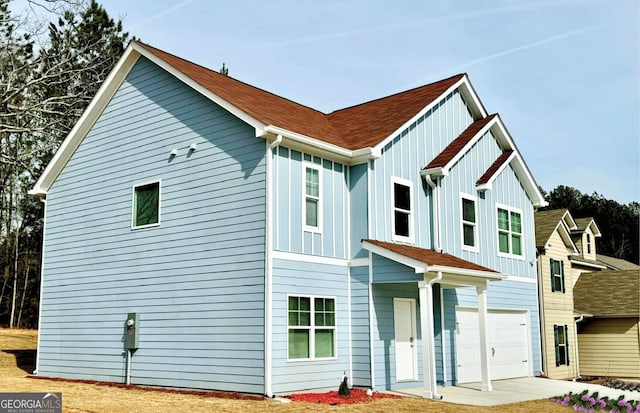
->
{"left": 392, "top": 377, "right": 639, "bottom": 406}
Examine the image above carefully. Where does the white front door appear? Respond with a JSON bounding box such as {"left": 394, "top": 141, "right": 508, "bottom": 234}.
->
{"left": 394, "top": 298, "right": 417, "bottom": 382}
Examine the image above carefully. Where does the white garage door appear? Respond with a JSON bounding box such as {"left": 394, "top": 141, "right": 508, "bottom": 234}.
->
{"left": 455, "top": 307, "right": 530, "bottom": 383}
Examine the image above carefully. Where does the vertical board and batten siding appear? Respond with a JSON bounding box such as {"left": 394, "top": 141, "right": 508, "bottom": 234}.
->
{"left": 577, "top": 319, "right": 640, "bottom": 378}
{"left": 350, "top": 163, "right": 369, "bottom": 259}
{"left": 443, "top": 280, "right": 542, "bottom": 385}
{"left": 271, "top": 258, "right": 350, "bottom": 393}
{"left": 39, "top": 57, "right": 266, "bottom": 393}
{"left": 439, "top": 129, "right": 536, "bottom": 277}
{"left": 540, "top": 231, "right": 579, "bottom": 379}
{"left": 369, "top": 91, "right": 474, "bottom": 246}
{"left": 273, "top": 147, "right": 349, "bottom": 259}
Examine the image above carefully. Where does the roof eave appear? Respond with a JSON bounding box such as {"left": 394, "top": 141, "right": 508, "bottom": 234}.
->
{"left": 30, "top": 44, "right": 142, "bottom": 197}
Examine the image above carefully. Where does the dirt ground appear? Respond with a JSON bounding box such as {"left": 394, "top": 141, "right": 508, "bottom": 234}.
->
{"left": 0, "top": 329, "right": 569, "bottom": 413}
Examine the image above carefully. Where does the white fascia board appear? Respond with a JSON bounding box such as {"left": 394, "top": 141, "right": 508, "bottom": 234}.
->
{"left": 429, "top": 265, "right": 506, "bottom": 281}
{"left": 440, "top": 117, "right": 497, "bottom": 175}
{"left": 262, "top": 125, "right": 378, "bottom": 165}
{"left": 373, "top": 76, "right": 474, "bottom": 153}
{"left": 561, "top": 210, "right": 578, "bottom": 230}
{"left": 587, "top": 220, "right": 602, "bottom": 237}
{"left": 420, "top": 167, "right": 446, "bottom": 177}
{"left": 556, "top": 221, "right": 580, "bottom": 254}
{"left": 362, "top": 241, "right": 428, "bottom": 273}
{"left": 133, "top": 43, "right": 267, "bottom": 134}
{"left": 30, "top": 45, "right": 142, "bottom": 197}
{"left": 491, "top": 117, "right": 547, "bottom": 207}
{"left": 458, "top": 74, "right": 489, "bottom": 119}
{"left": 475, "top": 151, "right": 516, "bottom": 192}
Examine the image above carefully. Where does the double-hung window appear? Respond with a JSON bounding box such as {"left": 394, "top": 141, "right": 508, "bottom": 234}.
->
{"left": 132, "top": 181, "right": 160, "bottom": 228}
{"left": 497, "top": 205, "right": 522, "bottom": 256}
{"left": 554, "top": 324, "right": 570, "bottom": 366}
{"left": 550, "top": 258, "right": 565, "bottom": 293}
{"left": 304, "top": 164, "right": 321, "bottom": 231}
{"left": 461, "top": 194, "right": 478, "bottom": 251}
{"left": 288, "top": 296, "right": 336, "bottom": 360}
{"left": 392, "top": 178, "right": 413, "bottom": 242}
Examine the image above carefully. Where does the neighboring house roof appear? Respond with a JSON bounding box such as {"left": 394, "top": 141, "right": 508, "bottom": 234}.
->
{"left": 29, "top": 40, "right": 546, "bottom": 207}
{"left": 574, "top": 269, "right": 640, "bottom": 317}
{"left": 572, "top": 217, "right": 601, "bottom": 237}
{"left": 596, "top": 254, "right": 640, "bottom": 270}
{"left": 534, "top": 209, "right": 579, "bottom": 252}
{"left": 362, "top": 239, "right": 503, "bottom": 280}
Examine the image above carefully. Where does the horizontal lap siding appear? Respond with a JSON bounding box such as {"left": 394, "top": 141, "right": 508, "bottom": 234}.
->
{"left": 350, "top": 265, "right": 371, "bottom": 386}
{"left": 271, "top": 258, "right": 350, "bottom": 393}
{"left": 39, "top": 57, "right": 266, "bottom": 394}
{"left": 578, "top": 319, "right": 640, "bottom": 378}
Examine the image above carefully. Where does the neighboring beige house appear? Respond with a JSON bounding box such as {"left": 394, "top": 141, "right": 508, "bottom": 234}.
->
{"left": 573, "top": 270, "right": 640, "bottom": 379}
{"left": 535, "top": 209, "right": 582, "bottom": 380}
{"left": 568, "top": 218, "right": 606, "bottom": 283}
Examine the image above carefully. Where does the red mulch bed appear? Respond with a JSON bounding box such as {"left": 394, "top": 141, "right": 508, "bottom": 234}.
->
{"left": 288, "top": 388, "right": 403, "bottom": 405}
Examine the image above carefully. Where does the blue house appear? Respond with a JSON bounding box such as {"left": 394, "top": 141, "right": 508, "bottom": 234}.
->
{"left": 31, "top": 41, "right": 547, "bottom": 398}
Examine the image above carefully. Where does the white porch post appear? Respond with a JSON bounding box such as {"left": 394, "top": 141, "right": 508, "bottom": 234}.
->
{"left": 418, "top": 274, "right": 440, "bottom": 399}
{"left": 476, "top": 282, "right": 492, "bottom": 391}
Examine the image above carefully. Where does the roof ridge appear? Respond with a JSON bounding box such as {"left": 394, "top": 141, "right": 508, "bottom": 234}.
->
{"left": 328, "top": 73, "right": 465, "bottom": 115}
{"left": 135, "top": 40, "right": 330, "bottom": 117}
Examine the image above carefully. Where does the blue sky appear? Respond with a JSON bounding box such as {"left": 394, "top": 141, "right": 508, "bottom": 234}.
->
{"left": 33, "top": 1, "right": 640, "bottom": 203}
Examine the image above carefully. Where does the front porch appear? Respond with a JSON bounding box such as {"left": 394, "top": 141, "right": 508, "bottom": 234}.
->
{"left": 363, "top": 240, "right": 506, "bottom": 399}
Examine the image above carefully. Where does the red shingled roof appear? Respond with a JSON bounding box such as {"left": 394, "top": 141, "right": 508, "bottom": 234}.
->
{"left": 136, "top": 41, "right": 464, "bottom": 150}
{"left": 477, "top": 150, "right": 514, "bottom": 185}
{"left": 424, "top": 114, "right": 497, "bottom": 170}
{"left": 364, "top": 239, "right": 498, "bottom": 273}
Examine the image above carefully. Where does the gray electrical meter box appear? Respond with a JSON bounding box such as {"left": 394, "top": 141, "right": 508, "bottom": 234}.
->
{"left": 124, "top": 312, "right": 139, "bottom": 350}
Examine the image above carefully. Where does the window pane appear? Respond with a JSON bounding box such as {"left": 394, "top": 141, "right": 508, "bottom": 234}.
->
{"left": 510, "top": 212, "right": 522, "bottom": 234}
{"left": 288, "top": 312, "right": 298, "bottom": 326}
{"left": 394, "top": 183, "right": 410, "bottom": 210}
{"left": 463, "top": 224, "right": 475, "bottom": 247}
{"left": 315, "top": 312, "right": 325, "bottom": 327}
{"left": 315, "top": 330, "right": 334, "bottom": 358}
{"left": 498, "top": 231, "right": 509, "bottom": 253}
{"left": 305, "top": 198, "right": 318, "bottom": 227}
{"left": 462, "top": 198, "right": 475, "bottom": 223}
{"left": 395, "top": 211, "right": 409, "bottom": 237}
{"left": 135, "top": 183, "right": 159, "bottom": 226}
{"left": 289, "top": 329, "right": 310, "bottom": 359}
{"left": 299, "top": 297, "right": 310, "bottom": 311}
{"left": 497, "top": 209, "right": 509, "bottom": 230}
{"left": 288, "top": 296, "right": 298, "bottom": 311}
{"left": 512, "top": 235, "right": 522, "bottom": 255}
{"left": 306, "top": 168, "right": 319, "bottom": 197}
{"left": 557, "top": 326, "right": 565, "bottom": 344}
{"left": 315, "top": 298, "right": 324, "bottom": 312}
{"left": 552, "top": 275, "right": 562, "bottom": 292}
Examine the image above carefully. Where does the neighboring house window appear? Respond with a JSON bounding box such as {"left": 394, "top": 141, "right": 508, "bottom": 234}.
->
{"left": 392, "top": 177, "right": 413, "bottom": 242}
{"left": 304, "top": 165, "right": 321, "bottom": 231}
{"left": 497, "top": 206, "right": 522, "bottom": 256}
{"left": 288, "top": 296, "right": 336, "bottom": 360}
{"left": 586, "top": 234, "right": 591, "bottom": 254}
{"left": 461, "top": 194, "right": 478, "bottom": 250}
{"left": 554, "top": 324, "right": 570, "bottom": 366}
{"left": 132, "top": 181, "right": 160, "bottom": 228}
{"left": 550, "top": 258, "right": 565, "bottom": 293}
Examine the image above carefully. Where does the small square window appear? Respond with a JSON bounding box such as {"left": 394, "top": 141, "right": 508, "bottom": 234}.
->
{"left": 133, "top": 182, "right": 160, "bottom": 228}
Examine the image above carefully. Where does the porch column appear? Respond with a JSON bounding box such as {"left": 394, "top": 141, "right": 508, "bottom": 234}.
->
{"left": 476, "top": 282, "right": 492, "bottom": 391}
{"left": 418, "top": 276, "right": 439, "bottom": 399}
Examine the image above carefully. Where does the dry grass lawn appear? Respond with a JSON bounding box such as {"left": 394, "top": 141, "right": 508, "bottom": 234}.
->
{"left": 0, "top": 328, "right": 568, "bottom": 413}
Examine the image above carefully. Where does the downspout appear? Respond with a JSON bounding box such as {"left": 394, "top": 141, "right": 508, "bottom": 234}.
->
{"left": 264, "top": 134, "right": 282, "bottom": 398}
{"left": 427, "top": 271, "right": 443, "bottom": 400}
{"left": 536, "top": 254, "right": 547, "bottom": 377}
{"left": 573, "top": 315, "right": 584, "bottom": 381}
{"left": 33, "top": 197, "right": 47, "bottom": 375}
{"left": 424, "top": 175, "right": 441, "bottom": 252}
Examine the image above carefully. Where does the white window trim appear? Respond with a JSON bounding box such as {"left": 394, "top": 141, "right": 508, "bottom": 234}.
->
{"left": 460, "top": 193, "right": 479, "bottom": 252}
{"left": 131, "top": 180, "right": 161, "bottom": 230}
{"left": 496, "top": 203, "right": 524, "bottom": 260}
{"left": 391, "top": 176, "right": 414, "bottom": 243}
{"left": 286, "top": 294, "right": 337, "bottom": 362}
{"left": 302, "top": 162, "right": 322, "bottom": 233}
